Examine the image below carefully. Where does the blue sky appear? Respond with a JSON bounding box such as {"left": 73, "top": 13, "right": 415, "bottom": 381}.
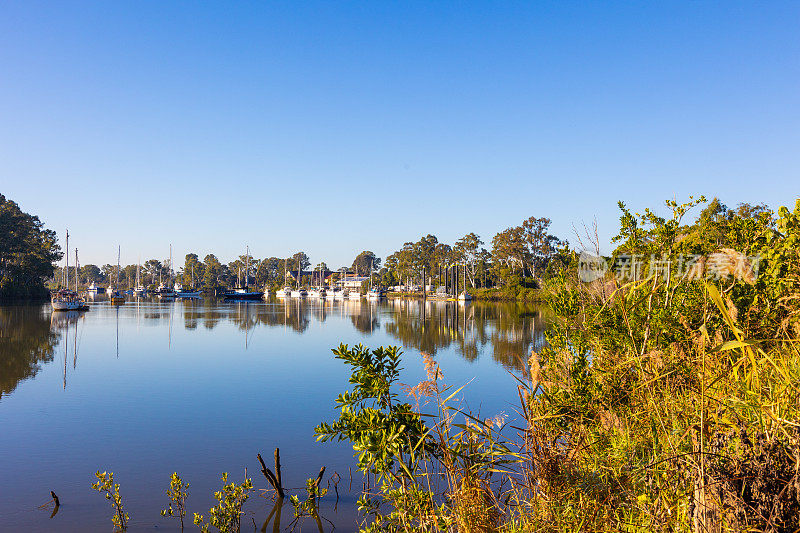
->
{"left": 2, "top": 1, "right": 798, "bottom": 268}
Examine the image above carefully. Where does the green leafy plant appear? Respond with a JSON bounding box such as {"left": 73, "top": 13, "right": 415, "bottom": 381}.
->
{"left": 317, "top": 344, "right": 512, "bottom": 532}
{"left": 160, "top": 472, "right": 189, "bottom": 531}
{"left": 91, "top": 470, "right": 129, "bottom": 531}
{"left": 315, "top": 344, "right": 432, "bottom": 480}
{"left": 193, "top": 473, "right": 252, "bottom": 533}
{"left": 289, "top": 470, "right": 329, "bottom": 529}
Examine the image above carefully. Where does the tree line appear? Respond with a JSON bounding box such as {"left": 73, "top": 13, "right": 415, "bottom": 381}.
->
{"left": 54, "top": 216, "right": 566, "bottom": 295}
{"left": 0, "top": 194, "right": 61, "bottom": 300}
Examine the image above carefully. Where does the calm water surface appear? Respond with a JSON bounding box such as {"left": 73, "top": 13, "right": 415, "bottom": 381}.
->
{"left": 0, "top": 297, "right": 548, "bottom": 532}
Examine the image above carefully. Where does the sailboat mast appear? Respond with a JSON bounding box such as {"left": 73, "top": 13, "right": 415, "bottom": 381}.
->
{"left": 116, "top": 245, "right": 121, "bottom": 287}
{"left": 65, "top": 230, "right": 69, "bottom": 289}
{"left": 75, "top": 248, "right": 79, "bottom": 293}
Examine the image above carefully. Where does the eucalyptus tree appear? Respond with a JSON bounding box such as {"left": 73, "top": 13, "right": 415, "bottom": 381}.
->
{"left": 351, "top": 251, "right": 380, "bottom": 277}
{"left": 453, "top": 232, "right": 483, "bottom": 288}
{"left": 289, "top": 251, "right": 310, "bottom": 271}
{"left": 521, "top": 217, "right": 564, "bottom": 278}
{"left": 256, "top": 257, "right": 285, "bottom": 286}
{"left": 122, "top": 265, "right": 137, "bottom": 288}
{"left": 491, "top": 226, "right": 529, "bottom": 283}
{"left": 180, "top": 253, "right": 205, "bottom": 287}
{"left": 80, "top": 264, "right": 103, "bottom": 284}
{"left": 202, "top": 254, "right": 224, "bottom": 291}
{"left": 143, "top": 259, "right": 164, "bottom": 286}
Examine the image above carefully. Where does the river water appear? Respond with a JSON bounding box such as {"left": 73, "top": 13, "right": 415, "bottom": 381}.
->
{"left": 0, "top": 296, "right": 547, "bottom": 532}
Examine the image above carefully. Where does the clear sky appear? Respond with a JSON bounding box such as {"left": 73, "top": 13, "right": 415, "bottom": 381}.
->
{"left": 2, "top": 1, "right": 798, "bottom": 268}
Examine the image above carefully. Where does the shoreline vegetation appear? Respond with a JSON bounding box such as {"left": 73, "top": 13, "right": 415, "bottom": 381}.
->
{"left": 2, "top": 192, "right": 568, "bottom": 302}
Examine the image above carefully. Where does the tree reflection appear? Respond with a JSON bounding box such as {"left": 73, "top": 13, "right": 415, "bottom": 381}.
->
{"left": 223, "top": 299, "right": 311, "bottom": 334}
{"left": 0, "top": 305, "right": 60, "bottom": 399}
{"left": 206, "top": 299, "right": 547, "bottom": 371}
{"left": 383, "top": 300, "right": 549, "bottom": 372}
{"left": 349, "top": 301, "right": 379, "bottom": 335}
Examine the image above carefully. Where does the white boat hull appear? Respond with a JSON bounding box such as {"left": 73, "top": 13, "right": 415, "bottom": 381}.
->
{"left": 52, "top": 300, "right": 87, "bottom": 311}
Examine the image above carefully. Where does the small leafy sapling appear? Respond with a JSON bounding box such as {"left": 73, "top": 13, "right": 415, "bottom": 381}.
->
{"left": 193, "top": 472, "right": 253, "bottom": 533}
{"left": 91, "top": 471, "right": 129, "bottom": 531}
{"left": 160, "top": 472, "right": 189, "bottom": 531}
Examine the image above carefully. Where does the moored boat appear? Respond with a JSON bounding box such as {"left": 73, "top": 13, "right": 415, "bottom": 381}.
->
{"left": 155, "top": 283, "right": 176, "bottom": 298}
{"left": 223, "top": 287, "right": 263, "bottom": 300}
{"left": 223, "top": 246, "right": 261, "bottom": 300}
{"left": 52, "top": 232, "right": 89, "bottom": 311}
{"left": 86, "top": 281, "right": 104, "bottom": 294}
{"left": 175, "top": 283, "right": 202, "bottom": 298}
{"left": 276, "top": 286, "right": 292, "bottom": 298}
{"left": 327, "top": 287, "right": 343, "bottom": 299}
{"left": 52, "top": 289, "right": 89, "bottom": 311}
{"left": 108, "top": 290, "right": 126, "bottom": 304}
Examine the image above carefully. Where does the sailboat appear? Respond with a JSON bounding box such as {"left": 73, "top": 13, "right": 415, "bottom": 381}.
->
{"left": 308, "top": 266, "right": 324, "bottom": 298}
{"left": 224, "top": 246, "right": 263, "bottom": 300}
{"left": 134, "top": 258, "right": 147, "bottom": 296}
{"left": 327, "top": 267, "right": 345, "bottom": 299}
{"left": 276, "top": 286, "right": 292, "bottom": 298}
{"left": 52, "top": 232, "right": 89, "bottom": 311}
{"left": 366, "top": 257, "right": 384, "bottom": 299}
{"left": 109, "top": 246, "right": 125, "bottom": 304}
{"left": 155, "top": 245, "right": 176, "bottom": 298}
{"left": 290, "top": 255, "right": 307, "bottom": 298}
{"left": 458, "top": 262, "right": 473, "bottom": 301}
{"left": 176, "top": 264, "right": 202, "bottom": 298}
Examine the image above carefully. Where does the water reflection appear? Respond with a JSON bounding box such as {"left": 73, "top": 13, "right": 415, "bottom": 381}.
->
{"left": 207, "top": 298, "right": 548, "bottom": 371}
{"left": 0, "top": 306, "right": 61, "bottom": 399}
{"left": 382, "top": 300, "right": 548, "bottom": 371}
{"left": 0, "top": 298, "right": 548, "bottom": 399}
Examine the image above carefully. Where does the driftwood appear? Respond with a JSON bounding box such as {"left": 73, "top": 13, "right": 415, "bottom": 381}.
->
{"left": 257, "top": 449, "right": 285, "bottom": 498}
{"left": 313, "top": 466, "right": 326, "bottom": 492}
{"left": 48, "top": 490, "right": 60, "bottom": 518}
{"left": 258, "top": 448, "right": 334, "bottom": 532}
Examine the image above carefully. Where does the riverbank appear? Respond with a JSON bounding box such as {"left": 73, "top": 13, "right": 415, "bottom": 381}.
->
{"left": 387, "top": 286, "right": 544, "bottom": 302}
